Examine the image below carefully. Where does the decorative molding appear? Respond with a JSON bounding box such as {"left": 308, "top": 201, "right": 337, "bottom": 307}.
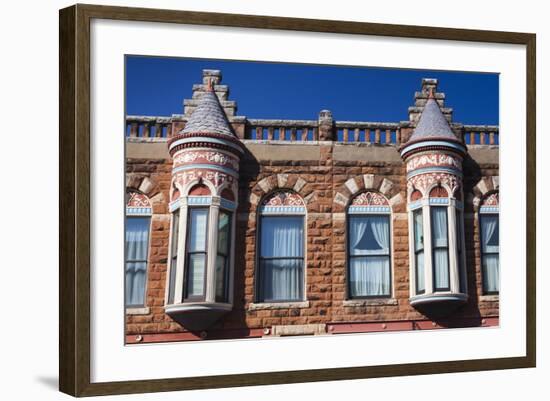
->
{"left": 348, "top": 205, "right": 391, "bottom": 214}
{"left": 188, "top": 196, "right": 212, "bottom": 206}
{"left": 126, "top": 192, "right": 151, "bottom": 208}
{"left": 407, "top": 171, "right": 460, "bottom": 197}
{"left": 262, "top": 191, "right": 305, "bottom": 207}
{"left": 350, "top": 191, "right": 389, "bottom": 206}
{"left": 406, "top": 153, "right": 461, "bottom": 172}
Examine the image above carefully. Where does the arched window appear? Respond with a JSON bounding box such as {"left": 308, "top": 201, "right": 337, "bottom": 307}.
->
{"left": 257, "top": 191, "right": 305, "bottom": 302}
{"left": 347, "top": 191, "right": 392, "bottom": 298}
{"left": 125, "top": 191, "right": 152, "bottom": 308}
{"left": 479, "top": 192, "right": 499, "bottom": 294}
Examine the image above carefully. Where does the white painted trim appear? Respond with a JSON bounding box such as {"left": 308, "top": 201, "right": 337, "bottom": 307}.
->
{"left": 342, "top": 298, "right": 398, "bottom": 307}
{"left": 248, "top": 301, "right": 310, "bottom": 310}
{"left": 409, "top": 292, "right": 468, "bottom": 306}
{"left": 125, "top": 307, "right": 150, "bottom": 315}
{"left": 164, "top": 302, "right": 232, "bottom": 314}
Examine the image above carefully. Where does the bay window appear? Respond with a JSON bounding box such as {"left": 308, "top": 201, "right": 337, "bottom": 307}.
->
{"left": 164, "top": 183, "right": 237, "bottom": 325}
{"left": 408, "top": 185, "right": 467, "bottom": 306}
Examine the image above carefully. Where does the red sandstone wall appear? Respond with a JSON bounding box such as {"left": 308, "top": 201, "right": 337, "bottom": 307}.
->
{"left": 125, "top": 146, "right": 499, "bottom": 339}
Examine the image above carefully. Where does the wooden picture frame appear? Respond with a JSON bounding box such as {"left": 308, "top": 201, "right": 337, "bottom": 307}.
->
{"left": 59, "top": 3, "right": 536, "bottom": 397}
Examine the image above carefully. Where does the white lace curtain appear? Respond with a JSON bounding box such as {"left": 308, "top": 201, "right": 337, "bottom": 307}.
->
{"left": 125, "top": 217, "right": 150, "bottom": 306}
{"left": 413, "top": 210, "right": 425, "bottom": 293}
{"left": 349, "top": 215, "right": 390, "bottom": 296}
{"left": 187, "top": 209, "right": 208, "bottom": 297}
{"left": 260, "top": 216, "right": 304, "bottom": 301}
{"left": 481, "top": 214, "right": 499, "bottom": 292}
{"left": 431, "top": 207, "right": 450, "bottom": 290}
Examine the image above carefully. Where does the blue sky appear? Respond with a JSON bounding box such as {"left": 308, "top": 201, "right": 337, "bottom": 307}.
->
{"left": 126, "top": 56, "right": 499, "bottom": 125}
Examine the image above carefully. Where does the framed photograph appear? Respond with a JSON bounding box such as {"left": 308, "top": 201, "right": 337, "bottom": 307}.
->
{"left": 59, "top": 4, "right": 536, "bottom": 397}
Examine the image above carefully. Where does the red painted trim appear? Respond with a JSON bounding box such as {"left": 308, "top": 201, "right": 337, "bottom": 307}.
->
{"left": 328, "top": 316, "right": 499, "bottom": 334}
{"left": 126, "top": 328, "right": 266, "bottom": 344}
{"left": 126, "top": 317, "right": 499, "bottom": 344}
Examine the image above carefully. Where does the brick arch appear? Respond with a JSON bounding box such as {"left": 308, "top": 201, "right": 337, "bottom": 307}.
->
{"left": 126, "top": 174, "right": 165, "bottom": 209}
{"left": 126, "top": 174, "right": 161, "bottom": 198}
{"left": 249, "top": 174, "right": 315, "bottom": 208}
{"left": 333, "top": 174, "right": 402, "bottom": 212}
{"left": 470, "top": 175, "right": 499, "bottom": 211}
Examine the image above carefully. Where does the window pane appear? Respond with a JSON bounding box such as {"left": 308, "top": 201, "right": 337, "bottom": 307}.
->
{"left": 481, "top": 215, "right": 499, "bottom": 253}
{"left": 260, "top": 216, "right": 303, "bottom": 258}
{"left": 187, "top": 254, "right": 206, "bottom": 297}
{"left": 349, "top": 215, "right": 389, "bottom": 256}
{"left": 216, "top": 212, "right": 232, "bottom": 302}
{"left": 431, "top": 207, "right": 448, "bottom": 247}
{"left": 218, "top": 211, "right": 231, "bottom": 255}
{"left": 261, "top": 258, "right": 303, "bottom": 301}
{"left": 413, "top": 209, "right": 424, "bottom": 251}
{"left": 456, "top": 209, "right": 464, "bottom": 293}
{"left": 413, "top": 209, "right": 425, "bottom": 294}
{"left": 215, "top": 255, "right": 227, "bottom": 301}
{"left": 171, "top": 211, "right": 179, "bottom": 255}
{"left": 189, "top": 209, "right": 208, "bottom": 252}
{"left": 125, "top": 217, "right": 150, "bottom": 306}
{"left": 482, "top": 254, "right": 500, "bottom": 293}
{"left": 415, "top": 251, "right": 425, "bottom": 293}
{"left": 350, "top": 256, "right": 390, "bottom": 297}
{"left": 431, "top": 207, "right": 449, "bottom": 290}
{"left": 168, "top": 211, "right": 179, "bottom": 304}
{"left": 481, "top": 214, "right": 499, "bottom": 293}
{"left": 125, "top": 261, "right": 147, "bottom": 306}
{"left": 125, "top": 217, "right": 150, "bottom": 261}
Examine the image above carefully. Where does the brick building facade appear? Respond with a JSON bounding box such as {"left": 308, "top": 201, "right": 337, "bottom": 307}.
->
{"left": 124, "top": 69, "right": 499, "bottom": 344}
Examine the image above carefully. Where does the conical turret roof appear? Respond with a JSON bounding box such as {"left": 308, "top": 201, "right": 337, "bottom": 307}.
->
{"left": 181, "top": 84, "right": 235, "bottom": 137}
{"left": 408, "top": 95, "right": 456, "bottom": 143}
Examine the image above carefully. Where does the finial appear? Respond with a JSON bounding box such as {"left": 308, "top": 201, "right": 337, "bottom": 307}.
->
{"left": 206, "top": 77, "right": 214, "bottom": 92}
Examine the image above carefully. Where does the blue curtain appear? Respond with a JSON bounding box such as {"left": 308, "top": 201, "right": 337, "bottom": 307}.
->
{"left": 349, "top": 215, "right": 390, "bottom": 297}
{"left": 260, "top": 216, "right": 304, "bottom": 301}
{"left": 125, "top": 217, "right": 150, "bottom": 306}
{"left": 187, "top": 209, "right": 208, "bottom": 297}
{"left": 431, "top": 207, "right": 449, "bottom": 290}
{"left": 481, "top": 215, "right": 499, "bottom": 293}
{"left": 413, "top": 210, "right": 425, "bottom": 293}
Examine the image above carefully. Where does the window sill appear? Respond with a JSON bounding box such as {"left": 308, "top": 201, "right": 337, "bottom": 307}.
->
{"left": 248, "top": 301, "right": 310, "bottom": 311}
{"left": 480, "top": 294, "right": 499, "bottom": 302}
{"left": 126, "top": 307, "right": 150, "bottom": 315}
{"left": 343, "top": 298, "right": 398, "bottom": 307}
